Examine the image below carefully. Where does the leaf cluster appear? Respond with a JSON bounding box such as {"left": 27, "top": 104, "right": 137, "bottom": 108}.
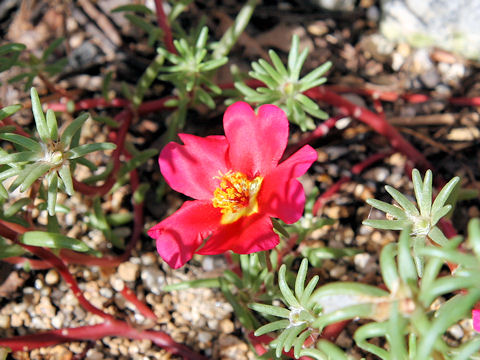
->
{"left": 157, "top": 26, "right": 228, "bottom": 109}
{"left": 0, "top": 88, "right": 115, "bottom": 216}
{"left": 0, "top": 39, "right": 67, "bottom": 90}
{"left": 235, "top": 35, "right": 331, "bottom": 131}
{"left": 363, "top": 169, "right": 459, "bottom": 276}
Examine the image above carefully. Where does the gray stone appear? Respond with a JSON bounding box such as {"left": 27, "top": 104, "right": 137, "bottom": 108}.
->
{"left": 380, "top": 0, "right": 480, "bottom": 60}
{"left": 307, "top": 0, "right": 355, "bottom": 11}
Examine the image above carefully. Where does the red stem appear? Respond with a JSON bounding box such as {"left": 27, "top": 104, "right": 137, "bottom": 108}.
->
{"left": 21, "top": 244, "right": 113, "bottom": 320}
{"left": 313, "top": 152, "right": 392, "bottom": 215}
{"left": 306, "top": 87, "right": 433, "bottom": 172}
{"left": 2, "top": 256, "right": 52, "bottom": 270}
{"left": 120, "top": 284, "right": 157, "bottom": 320}
{"left": 0, "top": 320, "right": 207, "bottom": 359}
{"left": 73, "top": 109, "right": 131, "bottom": 196}
{"left": 154, "top": 0, "right": 176, "bottom": 54}
{"left": 283, "top": 116, "right": 341, "bottom": 159}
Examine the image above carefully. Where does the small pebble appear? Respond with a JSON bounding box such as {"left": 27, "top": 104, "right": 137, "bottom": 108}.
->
{"left": 219, "top": 318, "right": 235, "bottom": 334}
{"left": 448, "top": 324, "right": 464, "bottom": 340}
{"left": 0, "top": 315, "right": 9, "bottom": 329}
{"left": 354, "top": 253, "right": 371, "bottom": 271}
{"left": 45, "top": 269, "right": 60, "bottom": 285}
{"left": 118, "top": 261, "right": 139, "bottom": 282}
{"left": 99, "top": 287, "right": 113, "bottom": 299}
{"left": 330, "top": 265, "right": 347, "bottom": 278}
{"left": 110, "top": 275, "right": 124, "bottom": 292}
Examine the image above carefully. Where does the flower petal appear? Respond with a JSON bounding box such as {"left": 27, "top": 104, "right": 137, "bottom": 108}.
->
{"left": 223, "top": 102, "right": 288, "bottom": 177}
{"left": 259, "top": 145, "right": 317, "bottom": 223}
{"left": 159, "top": 134, "right": 229, "bottom": 200}
{"left": 148, "top": 200, "right": 221, "bottom": 268}
{"left": 474, "top": 309, "right": 480, "bottom": 332}
{"left": 197, "top": 214, "right": 279, "bottom": 255}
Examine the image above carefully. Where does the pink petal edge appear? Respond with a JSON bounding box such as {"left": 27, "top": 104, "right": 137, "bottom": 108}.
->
{"left": 259, "top": 145, "right": 318, "bottom": 223}
{"left": 197, "top": 214, "right": 279, "bottom": 255}
{"left": 148, "top": 200, "right": 221, "bottom": 268}
{"left": 223, "top": 102, "right": 289, "bottom": 177}
{"left": 473, "top": 309, "right": 480, "bottom": 332}
{"left": 159, "top": 134, "right": 229, "bottom": 200}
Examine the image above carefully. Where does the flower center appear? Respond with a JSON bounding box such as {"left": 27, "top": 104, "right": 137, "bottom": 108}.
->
{"left": 212, "top": 171, "right": 263, "bottom": 224}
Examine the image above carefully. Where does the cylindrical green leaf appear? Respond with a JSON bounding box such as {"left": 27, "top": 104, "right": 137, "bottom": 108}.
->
{"left": 366, "top": 198, "right": 407, "bottom": 219}
{"left": 278, "top": 264, "right": 300, "bottom": 307}
{"left": 20, "top": 162, "right": 51, "bottom": 192}
{"left": 362, "top": 219, "right": 411, "bottom": 230}
{"left": 301, "top": 275, "right": 319, "bottom": 306}
{"left": 387, "top": 302, "right": 408, "bottom": 360}
{"left": 284, "top": 323, "right": 308, "bottom": 352}
{"left": 249, "top": 303, "right": 290, "bottom": 319}
{"left": 300, "top": 61, "right": 332, "bottom": 86}
{"left": 58, "top": 164, "right": 73, "bottom": 195}
{"left": 162, "top": 277, "right": 221, "bottom": 291}
{"left": 268, "top": 50, "right": 288, "bottom": 77}
{"left": 0, "top": 133, "right": 41, "bottom": 152}
{"left": 60, "top": 113, "right": 89, "bottom": 147}
{"left": 431, "top": 176, "right": 460, "bottom": 215}
{"left": 0, "top": 151, "right": 42, "bottom": 164}
{"left": 452, "top": 337, "right": 480, "bottom": 360}
{"left": 468, "top": 218, "right": 480, "bottom": 258}
{"left": 295, "top": 258, "right": 308, "bottom": 300}
{"left": 0, "top": 182, "right": 7, "bottom": 199}
{"left": 316, "top": 339, "right": 349, "bottom": 360}
{"left": 379, "top": 242, "right": 399, "bottom": 292}
{"left": 66, "top": 142, "right": 116, "bottom": 159}
{"left": 354, "top": 322, "right": 390, "bottom": 359}
{"left": 21, "top": 231, "right": 90, "bottom": 252}
{"left": 417, "top": 290, "right": 480, "bottom": 359}
{"left": 4, "top": 198, "right": 31, "bottom": 217}
{"left": 47, "top": 171, "right": 58, "bottom": 216}
{"left": 294, "top": 330, "right": 313, "bottom": 358}
{"left": 45, "top": 109, "right": 58, "bottom": 141}
{"left": 427, "top": 226, "right": 448, "bottom": 246}
{"left": 420, "top": 170, "right": 433, "bottom": 217}
{"left": 385, "top": 185, "right": 420, "bottom": 216}
{"left": 431, "top": 205, "right": 451, "bottom": 226}
{"left": 254, "top": 319, "right": 289, "bottom": 336}
{"left": 0, "top": 104, "right": 22, "bottom": 121}
{"left": 30, "top": 88, "right": 50, "bottom": 143}
{"left": 312, "top": 303, "right": 376, "bottom": 331}
{"left": 0, "top": 243, "right": 26, "bottom": 259}
{"left": 398, "top": 227, "right": 417, "bottom": 284}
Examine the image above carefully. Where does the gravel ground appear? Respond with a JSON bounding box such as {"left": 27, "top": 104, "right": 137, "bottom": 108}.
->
{"left": 1, "top": 0, "right": 480, "bottom": 359}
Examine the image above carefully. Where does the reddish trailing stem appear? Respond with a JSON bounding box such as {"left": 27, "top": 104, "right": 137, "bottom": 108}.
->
{"left": 306, "top": 87, "right": 433, "bottom": 172}
{"left": 0, "top": 321, "right": 207, "bottom": 359}
{"left": 73, "top": 109, "right": 130, "bottom": 196}
{"left": 154, "top": 0, "right": 176, "bottom": 54}
{"left": 120, "top": 284, "right": 157, "bottom": 320}
{"left": 313, "top": 152, "right": 392, "bottom": 215}
{"left": 283, "top": 116, "right": 341, "bottom": 159}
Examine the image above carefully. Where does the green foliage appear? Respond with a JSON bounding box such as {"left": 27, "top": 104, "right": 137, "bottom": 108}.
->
{"left": 0, "top": 88, "right": 116, "bottom": 216}
{"left": 112, "top": 5, "right": 162, "bottom": 48}
{"left": 251, "top": 259, "right": 323, "bottom": 358}
{"left": 235, "top": 35, "right": 331, "bottom": 131}
{"left": 2, "top": 38, "right": 67, "bottom": 90}
{"left": 363, "top": 169, "right": 460, "bottom": 276}
{"left": 20, "top": 231, "right": 100, "bottom": 255}
{"left": 0, "top": 43, "right": 26, "bottom": 82}
{"left": 157, "top": 26, "right": 228, "bottom": 109}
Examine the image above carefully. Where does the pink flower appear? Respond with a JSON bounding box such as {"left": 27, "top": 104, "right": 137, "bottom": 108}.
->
{"left": 148, "top": 102, "right": 317, "bottom": 268}
{"left": 473, "top": 309, "right": 480, "bottom": 332}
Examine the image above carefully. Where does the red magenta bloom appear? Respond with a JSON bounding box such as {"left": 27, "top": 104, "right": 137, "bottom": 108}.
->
{"left": 473, "top": 310, "right": 480, "bottom": 332}
{"left": 148, "top": 102, "right": 317, "bottom": 268}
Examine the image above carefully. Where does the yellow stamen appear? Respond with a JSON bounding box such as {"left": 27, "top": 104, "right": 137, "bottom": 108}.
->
{"left": 212, "top": 171, "right": 263, "bottom": 224}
